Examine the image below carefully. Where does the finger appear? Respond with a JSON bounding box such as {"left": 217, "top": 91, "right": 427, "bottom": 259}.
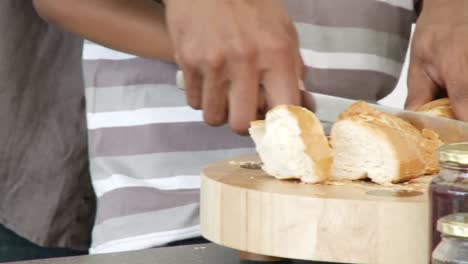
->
{"left": 405, "top": 59, "right": 439, "bottom": 111}
{"left": 202, "top": 71, "right": 228, "bottom": 126}
{"left": 296, "top": 53, "right": 316, "bottom": 112}
{"left": 292, "top": 24, "right": 306, "bottom": 88}
{"left": 301, "top": 90, "right": 316, "bottom": 112}
{"left": 449, "top": 93, "right": 468, "bottom": 121}
{"left": 446, "top": 77, "right": 468, "bottom": 121}
{"left": 229, "top": 64, "right": 259, "bottom": 134}
{"left": 181, "top": 66, "right": 203, "bottom": 109}
{"left": 257, "top": 85, "right": 267, "bottom": 119}
{"left": 295, "top": 78, "right": 316, "bottom": 112}
{"left": 262, "top": 57, "right": 301, "bottom": 109}
{"left": 295, "top": 51, "right": 305, "bottom": 81}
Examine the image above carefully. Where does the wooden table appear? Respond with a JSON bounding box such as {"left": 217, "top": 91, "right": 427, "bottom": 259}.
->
{"left": 10, "top": 244, "right": 331, "bottom": 264}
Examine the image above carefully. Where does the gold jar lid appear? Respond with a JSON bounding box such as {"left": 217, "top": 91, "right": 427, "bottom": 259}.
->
{"left": 437, "top": 213, "right": 468, "bottom": 238}
{"left": 439, "top": 143, "right": 468, "bottom": 165}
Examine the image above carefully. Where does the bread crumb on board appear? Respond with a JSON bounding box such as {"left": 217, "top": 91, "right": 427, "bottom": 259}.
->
{"left": 229, "top": 160, "right": 263, "bottom": 170}
{"left": 231, "top": 159, "right": 434, "bottom": 191}
{"left": 317, "top": 175, "right": 433, "bottom": 191}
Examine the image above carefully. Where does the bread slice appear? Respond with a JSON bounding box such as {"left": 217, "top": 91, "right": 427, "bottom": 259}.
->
{"left": 416, "top": 98, "right": 455, "bottom": 119}
{"left": 331, "top": 101, "right": 442, "bottom": 184}
{"left": 249, "top": 105, "right": 332, "bottom": 183}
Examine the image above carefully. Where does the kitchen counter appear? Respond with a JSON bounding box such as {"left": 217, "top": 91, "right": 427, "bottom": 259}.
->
{"left": 10, "top": 244, "right": 331, "bottom": 264}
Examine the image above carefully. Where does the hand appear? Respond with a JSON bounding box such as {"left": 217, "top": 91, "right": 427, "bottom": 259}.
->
{"left": 165, "top": 0, "right": 304, "bottom": 134}
{"left": 406, "top": 0, "right": 468, "bottom": 121}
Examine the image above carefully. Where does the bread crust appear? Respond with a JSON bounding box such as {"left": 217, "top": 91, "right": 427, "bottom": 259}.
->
{"left": 334, "top": 101, "right": 442, "bottom": 183}
{"left": 280, "top": 105, "right": 332, "bottom": 182}
{"left": 252, "top": 101, "right": 442, "bottom": 185}
{"left": 250, "top": 120, "right": 265, "bottom": 127}
{"left": 416, "top": 98, "right": 455, "bottom": 119}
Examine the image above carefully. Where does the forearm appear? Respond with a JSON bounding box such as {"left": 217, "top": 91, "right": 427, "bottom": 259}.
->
{"left": 33, "top": 0, "right": 175, "bottom": 62}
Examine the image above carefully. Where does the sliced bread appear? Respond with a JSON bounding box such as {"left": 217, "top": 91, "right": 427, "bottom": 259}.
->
{"left": 331, "top": 101, "right": 442, "bottom": 184}
{"left": 249, "top": 105, "right": 332, "bottom": 183}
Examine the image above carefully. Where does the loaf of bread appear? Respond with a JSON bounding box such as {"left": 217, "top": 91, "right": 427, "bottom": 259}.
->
{"left": 249, "top": 105, "right": 332, "bottom": 183}
{"left": 416, "top": 98, "right": 455, "bottom": 119}
{"left": 331, "top": 101, "right": 442, "bottom": 184}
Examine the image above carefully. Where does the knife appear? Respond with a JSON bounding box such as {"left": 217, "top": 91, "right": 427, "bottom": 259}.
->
{"left": 312, "top": 92, "right": 468, "bottom": 144}
{"left": 176, "top": 71, "right": 468, "bottom": 143}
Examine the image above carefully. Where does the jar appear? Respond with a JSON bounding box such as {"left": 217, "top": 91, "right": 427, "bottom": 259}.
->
{"left": 430, "top": 143, "right": 468, "bottom": 251}
{"left": 432, "top": 213, "right": 468, "bottom": 264}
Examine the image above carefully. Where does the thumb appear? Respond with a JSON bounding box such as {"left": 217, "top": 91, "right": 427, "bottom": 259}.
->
{"left": 405, "top": 60, "right": 439, "bottom": 111}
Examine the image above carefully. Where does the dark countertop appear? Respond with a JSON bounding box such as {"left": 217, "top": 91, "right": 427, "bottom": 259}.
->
{"left": 10, "top": 244, "right": 332, "bottom": 264}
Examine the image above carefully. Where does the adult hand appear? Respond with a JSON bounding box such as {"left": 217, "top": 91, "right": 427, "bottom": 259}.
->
{"left": 165, "top": 0, "right": 304, "bottom": 134}
{"left": 406, "top": 0, "right": 468, "bottom": 121}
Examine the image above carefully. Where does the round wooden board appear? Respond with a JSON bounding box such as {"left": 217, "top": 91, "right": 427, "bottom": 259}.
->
{"left": 200, "top": 155, "right": 431, "bottom": 264}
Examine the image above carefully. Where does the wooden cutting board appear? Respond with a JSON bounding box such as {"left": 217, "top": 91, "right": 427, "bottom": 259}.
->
{"left": 200, "top": 155, "right": 431, "bottom": 264}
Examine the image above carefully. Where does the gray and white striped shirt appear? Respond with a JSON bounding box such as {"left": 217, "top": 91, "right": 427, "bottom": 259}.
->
{"left": 84, "top": 0, "right": 416, "bottom": 253}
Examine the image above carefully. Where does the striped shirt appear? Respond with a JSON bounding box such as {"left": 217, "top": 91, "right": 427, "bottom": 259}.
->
{"left": 84, "top": 0, "right": 416, "bottom": 254}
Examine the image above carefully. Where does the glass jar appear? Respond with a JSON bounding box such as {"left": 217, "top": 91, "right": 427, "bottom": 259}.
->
{"left": 432, "top": 213, "right": 468, "bottom": 264}
{"left": 430, "top": 143, "right": 468, "bottom": 251}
